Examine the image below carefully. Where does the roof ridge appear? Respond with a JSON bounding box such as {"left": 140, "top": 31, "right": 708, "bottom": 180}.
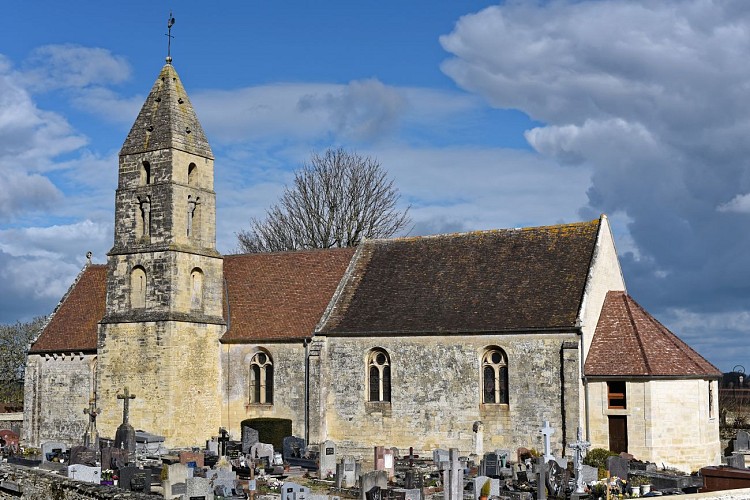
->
{"left": 365, "top": 218, "right": 601, "bottom": 245}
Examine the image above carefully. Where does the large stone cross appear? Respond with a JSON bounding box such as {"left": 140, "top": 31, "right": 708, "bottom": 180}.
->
{"left": 540, "top": 420, "right": 555, "bottom": 462}
{"left": 117, "top": 387, "right": 136, "bottom": 425}
{"left": 83, "top": 398, "right": 100, "bottom": 448}
{"left": 567, "top": 427, "right": 591, "bottom": 494}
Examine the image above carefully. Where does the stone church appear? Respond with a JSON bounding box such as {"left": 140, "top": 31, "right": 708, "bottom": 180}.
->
{"left": 23, "top": 60, "right": 721, "bottom": 472}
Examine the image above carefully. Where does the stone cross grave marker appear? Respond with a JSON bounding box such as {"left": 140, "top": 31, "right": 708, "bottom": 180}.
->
{"left": 82, "top": 398, "right": 100, "bottom": 448}
{"left": 218, "top": 427, "right": 230, "bottom": 457}
{"left": 567, "top": 427, "right": 591, "bottom": 494}
{"left": 539, "top": 421, "right": 555, "bottom": 462}
{"left": 115, "top": 387, "right": 136, "bottom": 462}
{"left": 441, "top": 448, "right": 463, "bottom": 500}
{"left": 535, "top": 457, "right": 548, "bottom": 500}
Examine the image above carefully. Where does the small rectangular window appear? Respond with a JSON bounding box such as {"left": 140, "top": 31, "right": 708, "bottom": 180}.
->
{"left": 607, "top": 381, "right": 626, "bottom": 409}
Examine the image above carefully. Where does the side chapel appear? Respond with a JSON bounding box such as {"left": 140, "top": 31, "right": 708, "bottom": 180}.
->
{"left": 23, "top": 59, "right": 721, "bottom": 472}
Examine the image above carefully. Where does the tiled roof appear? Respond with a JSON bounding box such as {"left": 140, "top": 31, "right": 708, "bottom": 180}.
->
{"left": 29, "top": 265, "right": 106, "bottom": 354}
{"left": 584, "top": 291, "right": 721, "bottom": 377}
{"left": 120, "top": 63, "right": 213, "bottom": 158}
{"left": 221, "top": 248, "right": 355, "bottom": 342}
{"left": 318, "top": 220, "right": 601, "bottom": 335}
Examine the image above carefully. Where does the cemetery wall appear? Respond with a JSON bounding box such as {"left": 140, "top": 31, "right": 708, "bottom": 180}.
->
{"left": 313, "top": 332, "right": 580, "bottom": 460}
{"left": 222, "top": 342, "right": 307, "bottom": 441}
{"left": 0, "top": 464, "right": 152, "bottom": 499}
{"left": 96, "top": 320, "right": 223, "bottom": 448}
{"left": 22, "top": 353, "right": 95, "bottom": 447}
{"left": 587, "top": 378, "right": 720, "bottom": 472}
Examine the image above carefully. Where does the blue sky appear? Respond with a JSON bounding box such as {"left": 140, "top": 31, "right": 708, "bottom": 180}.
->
{"left": 1, "top": 0, "right": 749, "bottom": 372}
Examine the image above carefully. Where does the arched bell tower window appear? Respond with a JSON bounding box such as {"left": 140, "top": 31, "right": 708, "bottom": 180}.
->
{"left": 141, "top": 161, "right": 151, "bottom": 185}
{"left": 190, "top": 268, "right": 203, "bottom": 310}
{"left": 188, "top": 162, "right": 197, "bottom": 185}
{"left": 368, "top": 349, "right": 391, "bottom": 402}
{"left": 249, "top": 351, "right": 273, "bottom": 404}
{"left": 130, "top": 266, "right": 147, "bottom": 309}
{"left": 482, "top": 347, "right": 508, "bottom": 404}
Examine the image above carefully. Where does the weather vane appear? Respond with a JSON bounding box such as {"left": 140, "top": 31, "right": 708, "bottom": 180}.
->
{"left": 166, "top": 11, "right": 176, "bottom": 63}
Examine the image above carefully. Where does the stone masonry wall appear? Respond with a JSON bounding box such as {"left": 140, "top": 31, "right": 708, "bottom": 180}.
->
{"left": 96, "top": 320, "right": 223, "bottom": 448}
{"left": 222, "top": 342, "right": 307, "bottom": 441}
{"left": 312, "top": 332, "right": 579, "bottom": 460}
{"left": 22, "top": 354, "right": 95, "bottom": 447}
{"left": 587, "top": 379, "right": 721, "bottom": 472}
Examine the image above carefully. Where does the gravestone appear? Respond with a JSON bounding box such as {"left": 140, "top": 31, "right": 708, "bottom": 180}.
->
{"left": 101, "top": 446, "right": 128, "bottom": 470}
{"left": 539, "top": 421, "right": 555, "bottom": 463}
{"left": 337, "top": 455, "right": 358, "bottom": 488}
{"left": 580, "top": 464, "right": 598, "bottom": 484}
{"left": 69, "top": 445, "right": 97, "bottom": 466}
{"left": 218, "top": 427, "right": 230, "bottom": 457}
{"left": 728, "top": 452, "right": 746, "bottom": 469}
{"left": 433, "top": 448, "right": 449, "bottom": 465}
{"left": 567, "top": 427, "right": 591, "bottom": 494}
{"left": 374, "top": 446, "right": 395, "bottom": 480}
{"left": 481, "top": 452, "right": 501, "bottom": 477}
{"left": 535, "top": 458, "right": 548, "bottom": 500}
{"left": 186, "top": 476, "right": 213, "bottom": 499}
{"left": 606, "top": 455, "right": 629, "bottom": 481}
{"left": 360, "top": 471, "right": 388, "bottom": 500}
{"left": 180, "top": 450, "right": 205, "bottom": 467}
{"left": 366, "top": 486, "right": 382, "bottom": 500}
{"left": 319, "top": 440, "right": 337, "bottom": 479}
{"left": 545, "top": 459, "right": 569, "bottom": 499}
{"left": 114, "top": 387, "right": 136, "bottom": 463}
{"left": 242, "top": 425, "right": 259, "bottom": 454}
{"left": 392, "top": 488, "right": 421, "bottom": 500}
{"left": 67, "top": 464, "right": 101, "bottom": 484}
{"left": 282, "top": 481, "right": 310, "bottom": 500}
{"left": 734, "top": 430, "right": 750, "bottom": 452}
{"left": 473, "top": 475, "right": 490, "bottom": 500}
{"left": 284, "top": 435, "right": 307, "bottom": 460}
{"left": 82, "top": 398, "right": 100, "bottom": 449}
{"left": 119, "top": 466, "right": 151, "bottom": 493}
{"left": 41, "top": 441, "right": 68, "bottom": 462}
{"left": 251, "top": 442, "right": 275, "bottom": 465}
{"left": 215, "top": 484, "right": 233, "bottom": 497}
{"left": 208, "top": 467, "right": 237, "bottom": 494}
{"left": 163, "top": 463, "right": 191, "bottom": 498}
{"left": 442, "top": 448, "right": 463, "bottom": 500}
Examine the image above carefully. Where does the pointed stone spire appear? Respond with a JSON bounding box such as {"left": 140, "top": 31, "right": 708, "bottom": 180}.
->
{"left": 120, "top": 63, "right": 213, "bottom": 159}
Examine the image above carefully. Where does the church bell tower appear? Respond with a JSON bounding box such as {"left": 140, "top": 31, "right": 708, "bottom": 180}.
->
{"left": 97, "top": 58, "right": 224, "bottom": 447}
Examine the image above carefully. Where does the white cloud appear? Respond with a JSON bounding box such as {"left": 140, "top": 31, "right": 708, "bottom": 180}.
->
{"left": 20, "top": 44, "right": 131, "bottom": 92}
{"left": 717, "top": 193, "right": 750, "bottom": 213}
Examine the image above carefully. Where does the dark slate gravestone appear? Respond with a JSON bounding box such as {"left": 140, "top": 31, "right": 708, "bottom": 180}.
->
{"left": 69, "top": 445, "right": 97, "bottom": 466}
{"left": 606, "top": 455, "right": 629, "bottom": 481}
{"left": 101, "top": 446, "right": 128, "bottom": 470}
{"left": 119, "top": 466, "right": 151, "bottom": 493}
{"left": 482, "top": 452, "right": 500, "bottom": 477}
{"left": 242, "top": 426, "right": 260, "bottom": 454}
{"left": 728, "top": 453, "right": 746, "bottom": 469}
{"left": 734, "top": 430, "right": 750, "bottom": 452}
{"left": 283, "top": 435, "right": 307, "bottom": 460}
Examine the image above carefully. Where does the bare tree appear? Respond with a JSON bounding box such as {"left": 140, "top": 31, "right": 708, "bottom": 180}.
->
{"left": 0, "top": 317, "right": 45, "bottom": 405}
{"left": 237, "top": 148, "right": 410, "bottom": 252}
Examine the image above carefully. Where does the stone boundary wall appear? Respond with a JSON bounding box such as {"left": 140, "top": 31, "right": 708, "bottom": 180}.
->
{"left": 0, "top": 464, "right": 152, "bottom": 499}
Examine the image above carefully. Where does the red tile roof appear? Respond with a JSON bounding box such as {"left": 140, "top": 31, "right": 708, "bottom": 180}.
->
{"left": 29, "top": 265, "right": 106, "bottom": 354}
{"left": 584, "top": 291, "right": 720, "bottom": 377}
{"left": 319, "top": 220, "right": 601, "bottom": 335}
{"left": 221, "top": 248, "right": 355, "bottom": 342}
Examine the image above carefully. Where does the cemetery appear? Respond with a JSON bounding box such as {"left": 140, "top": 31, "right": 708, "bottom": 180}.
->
{"left": 4, "top": 405, "right": 750, "bottom": 500}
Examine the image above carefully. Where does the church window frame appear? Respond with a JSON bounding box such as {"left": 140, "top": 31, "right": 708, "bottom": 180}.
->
{"left": 367, "top": 348, "right": 391, "bottom": 403}
{"left": 130, "top": 266, "right": 147, "bottom": 309}
{"left": 482, "top": 347, "right": 508, "bottom": 405}
{"left": 607, "top": 381, "right": 627, "bottom": 409}
{"left": 188, "top": 162, "right": 197, "bottom": 185}
{"left": 249, "top": 350, "right": 274, "bottom": 405}
{"left": 141, "top": 160, "right": 151, "bottom": 185}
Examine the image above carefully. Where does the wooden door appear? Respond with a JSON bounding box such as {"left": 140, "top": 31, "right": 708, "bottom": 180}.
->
{"left": 608, "top": 415, "right": 628, "bottom": 453}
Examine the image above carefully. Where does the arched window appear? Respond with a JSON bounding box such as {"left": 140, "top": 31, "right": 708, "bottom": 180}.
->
{"left": 368, "top": 349, "right": 391, "bottom": 402}
{"left": 130, "top": 266, "right": 147, "bottom": 309}
{"left": 482, "top": 348, "right": 508, "bottom": 404}
{"left": 190, "top": 268, "right": 203, "bottom": 310}
{"left": 141, "top": 161, "right": 151, "bottom": 185}
{"left": 249, "top": 351, "right": 273, "bottom": 404}
{"left": 188, "top": 162, "right": 197, "bottom": 185}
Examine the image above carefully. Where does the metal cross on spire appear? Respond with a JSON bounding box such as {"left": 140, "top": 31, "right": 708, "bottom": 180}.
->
{"left": 165, "top": 11, "right": 176, "bottom": 63}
